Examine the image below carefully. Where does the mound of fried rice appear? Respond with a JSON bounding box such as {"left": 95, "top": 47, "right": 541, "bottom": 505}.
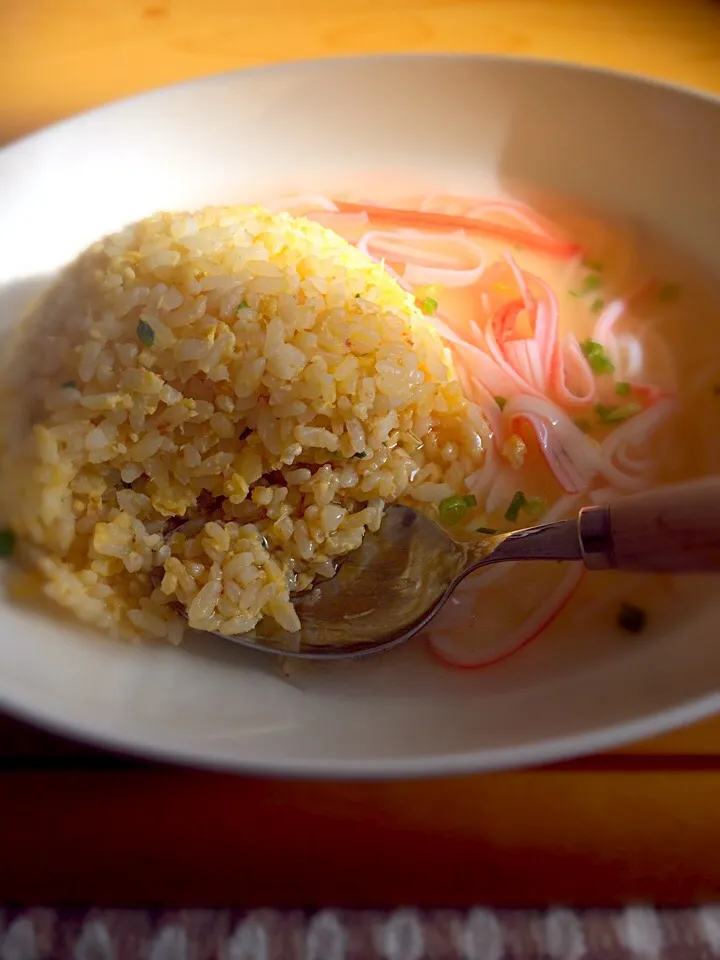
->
{"left": 0, "top": 205, "right": 488, "bottom": 643}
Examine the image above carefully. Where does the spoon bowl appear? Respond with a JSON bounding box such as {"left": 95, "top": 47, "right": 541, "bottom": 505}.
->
{"left": 209, "top": 505, "right": 468, "bottom": 659}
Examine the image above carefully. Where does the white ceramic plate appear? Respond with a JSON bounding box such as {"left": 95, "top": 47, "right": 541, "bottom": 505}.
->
{"left": 1, "top": 56, "right": 720, "bottom": 777}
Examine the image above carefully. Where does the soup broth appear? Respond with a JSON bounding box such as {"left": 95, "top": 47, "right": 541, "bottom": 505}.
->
{"left": 272, "top": 186, "right": 720, "bottom": 667}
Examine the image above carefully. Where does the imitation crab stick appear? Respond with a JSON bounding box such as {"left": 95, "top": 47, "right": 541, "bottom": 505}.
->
{"left": 333, "top": 200, "right": 583, "bottom": 259}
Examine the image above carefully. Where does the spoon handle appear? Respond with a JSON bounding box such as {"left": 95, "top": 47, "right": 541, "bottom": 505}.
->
{"left": 579, "top": 476, "right": 720, "bottom": 572}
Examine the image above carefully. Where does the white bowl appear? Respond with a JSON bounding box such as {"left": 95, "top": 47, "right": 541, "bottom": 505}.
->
{"left": 1, "top": 56, "right": 719, "bottom": 777}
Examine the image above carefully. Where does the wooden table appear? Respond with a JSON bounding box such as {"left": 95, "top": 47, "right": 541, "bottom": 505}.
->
{"left": 2, "top": 0, "right": 720, "bottom": 908}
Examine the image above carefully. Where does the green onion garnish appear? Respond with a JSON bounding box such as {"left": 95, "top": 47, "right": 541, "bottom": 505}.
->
{"left": 582, "top": 258, "right": 604, "bottom": 272}
{"left": 617, "top": 602, "right": 646, "bottom": 634}
{"left": 136, "top": 318, "right": 155, "bottom": 347}
{"left": 658, "top": 283, "right": 681, "bottom": 303}
{"left": 594, "top": 401, "right": 642, "bottom": 424}
{"left": 354, "top": 451, "right": 369, "bottom": 459}
{"left": 590, "top": 298, "right": 605, "bottom": 313}
{"left": 494, "top": 396, "right": 508, "bottom": 411}
{"left": 421, "top": 297, "right": 438, "bottom": 316}
{"left": 574, "top": 417, "right": 592, "bottom": 434}
{"left": 580, "top": 339, "right": 615, "bottom": 375}
{"left": 237, "top": 300, "right": 249, "bottom": 312}
{"left": 439, "top": 494, "right": 477, "bottom": 526}
{"left": 504, "top": 491, "right": 547, "bottom": 523}
{"left": 610, "top": 402, "right": 642, "bottom": 422}
{"left": 354, "top": 293, "right": 361, "bottom": 299}
{"left": 61, "top": 380, "right": 77, "bottom": 389}
{"left": 476, "top": 526, "right": 499, "bottom": 535}
{"left": 504, "top": 491, "right": 527, "bottom": 523}
{"left": 0, "top": 528, "right": 15, "bottom": 558}
{"left": 583, "top": 274, "right": 602, "bottom": 293}
{"left": 569, "top": 281, "right": 601, "bottom": 300}
{"left": 615, "top": 381, "right": 631, "bottom": 397}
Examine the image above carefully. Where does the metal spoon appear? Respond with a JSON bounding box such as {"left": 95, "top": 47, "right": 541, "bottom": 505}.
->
{"left": 189, "top": 476, "right": 720, "bottom": 660}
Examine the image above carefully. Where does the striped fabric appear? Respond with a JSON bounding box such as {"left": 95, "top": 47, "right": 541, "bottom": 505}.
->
{"left": 2, "top": 907, "right": 720, "bottom": 959}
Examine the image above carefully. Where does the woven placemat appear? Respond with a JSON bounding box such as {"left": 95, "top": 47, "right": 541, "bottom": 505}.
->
{"left": 2, "top": 907, "right": 720, "bottom": 959}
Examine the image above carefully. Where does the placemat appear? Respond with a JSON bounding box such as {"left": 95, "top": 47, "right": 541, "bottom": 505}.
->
{"left": 2, "top": 907, "right": 720, "bottom": 959}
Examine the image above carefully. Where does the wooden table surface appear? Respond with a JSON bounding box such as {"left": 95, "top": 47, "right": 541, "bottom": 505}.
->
{"left": 2, "top": 0, "right": 720, "bottom": 908}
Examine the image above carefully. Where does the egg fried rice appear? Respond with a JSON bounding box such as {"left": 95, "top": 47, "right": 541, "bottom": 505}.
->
{"left": 0, "top": 206, "right": 488, "bottom": 643}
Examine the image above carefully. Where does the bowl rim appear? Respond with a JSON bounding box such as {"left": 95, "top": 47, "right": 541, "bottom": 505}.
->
{"left": 2, "top": 53, "right": 719, "bottom": 777}
{"left": 3, "top": 51, "right": 720, "bottom": 158}
{"left": 7, "top": 687, "right": 720, "bottom": 779}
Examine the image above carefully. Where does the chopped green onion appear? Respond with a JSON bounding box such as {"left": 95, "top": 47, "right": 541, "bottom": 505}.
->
{"left": 439, "top": 494, "right": 476, "bottom": 526}
{"left": 615, "top": 381, "right": 631, "bottom": 397}
{"left": 475, "top": 526, "right": 499, "bottom": 535}
{"left": 595, "top": 401, "right": 641, "bottom": 424}
{"left": 570, "top": 282, "right": 599, "bottom": 299}
{"left": 494, "top": 396, "right": 508, "bottom": 411}
{"left": 590, "top": 297, "right": 605, "bottom": 314}
{"left": 354, "top": 451, "right": 369, "bottom": 459}
{"left": 581, "top": 338, "right": 602, "bottom": 357}
{"left": 504, "top": 490, "right": 547, "bottom": 523}
{"left": 658, "top": 282, "right": 681, "bottom": 303}
{"left": 504, "top": 491, "right": 527, "bottom": 523}
{"left": 420, "top": 297, "right": 438, "bottom": 316}
{"left": 581, "top": 338, "right": 603, "bottom": 357}
{"left": 592, "top": 356, "right": 615, "bottom": 375}
{"left": 61, "top": 380, "right": 77, "bottom": 389}
{"left": 580, "top": 338, "right": 615, "bottom": 375}
{"left": 582, "top": 258, "right": 604, "bottom": 272}
{"left": 354, "top": 293, "right": 361, "bottom": 299}
{"left": 574, "top": 417, "right": 593, "bottom": 433}
{"left": 583, "top": 274, "right": 602, "bottom": 293}
{"left": 617, "top": 602, "right": 646, "bottom": 634}
{"left": 609, "top": 402, "right": 642, "bottom": 422}
{"left": 237, "top": 300, "right": 249, "bottom": 312}
{"left": 0, "top": 528, "right": 15, "bottom": 557}
{"left": 136, "top": 318, "right": 155, "bottom": 347}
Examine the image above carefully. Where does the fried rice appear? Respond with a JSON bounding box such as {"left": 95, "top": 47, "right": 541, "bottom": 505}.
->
{"left": 0, "top": 205, "right": 488, "bottom": 644}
